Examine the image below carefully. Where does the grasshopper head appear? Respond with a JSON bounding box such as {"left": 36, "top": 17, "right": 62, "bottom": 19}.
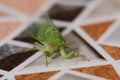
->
{"left": 43, "top": 42, "right": 57, "bottom": 57}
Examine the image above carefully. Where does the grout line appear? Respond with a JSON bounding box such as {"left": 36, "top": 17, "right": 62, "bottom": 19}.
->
{"left": 40, "top": 0, "right": 58, "bottom": 12}
{"left": 49, "top": 70, "right": 65, "bottom": 80}
{"left": 52, "top": 20, "right": 70, "bottom": 27}
{"left": 97, "top": 20, "right": 120, "bottom": 43}
{"left": 66, "top": 70, "right": 107, "bottom": 80}
{"left": 0, "top": 17, "right": 27, "bottom": 22}
{"left": 49, "top": 70, "right": 107, "bottom": 80}
{"left": 56, "top": 0, "right": 88, "bottom": 6}
{"left": 83, "top": 14, "right": 120, "bottom": 25}
{"left": 0, "top": 76, "right": 7, "bottom": 80}
{"left": 98, "top": 40, "right": 120, "bottom": 48}
{"left": 0, "top": 70, "right": 8, "bottom": 75}
{"left": 74, "top": 27, "right": 120, "bottom": 76}
{"left": 116, "top": 60, "right": 120, "bottom": 63}
{"left": 8, "top": 40, "right": 33, "bottom": 48}
{"left": 33, "top": 0, "right": 58, "bottom": 19}
{"left": 0, "top": 4, "right": 28, "bottom": 19}
{"left": 4, "top": 73, "right": 16, "bottom": 80}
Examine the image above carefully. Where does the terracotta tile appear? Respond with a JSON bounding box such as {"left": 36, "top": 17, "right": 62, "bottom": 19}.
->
{"left": 73, "top": 64, "right": 120, "bottom": 80}
{"left": 0, "top": 0, "right": 46, "bottom": 16}
{"left": 0, "top": 21, "right": 21, "bottom": 40}
{"left": 0, "top": 12, "right": 9, "bottom": 17}
{"left": 15, "top": 71, "right": 59, "bottom": 80}
{"left": 82, "top": 20, "right": 114, "bottom": 41}
{"left": 100, "top": 44, "right": 120, "bottom": 60}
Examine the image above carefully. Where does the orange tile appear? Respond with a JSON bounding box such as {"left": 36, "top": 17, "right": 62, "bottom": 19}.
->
{"left": 0, "top": 21, "right": 21, "bottom": 40}
{"left": 0, "top": 0, "right": 46, "bottom": 16}
{"left": 82, "top": 20, "right": 115, "bottom": 41}
{"left": 15, "top": 71, "right": 59, "bottom": 80}
{"left": 100, "top": 44, "right": 120, "bottom": 60}
{"left": 73, "top": 64, "right": 120, "bottom": 80}
{"left": 0, "top": 11, "right": 9, "bottom": 17}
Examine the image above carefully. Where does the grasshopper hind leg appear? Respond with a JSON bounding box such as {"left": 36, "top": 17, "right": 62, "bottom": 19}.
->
{"left": 60, "top": 46, "right": 88, "bottom": 61}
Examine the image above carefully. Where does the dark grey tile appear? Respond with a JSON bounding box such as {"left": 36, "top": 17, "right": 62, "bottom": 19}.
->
{"left": 48, "top": 4, "right": 85, "bottom": 22}
{"left": 0, "top": 44, "right": 37, "bottom": 71}
{"left": 0, "top": 75, "right": 2, "bottom": 78}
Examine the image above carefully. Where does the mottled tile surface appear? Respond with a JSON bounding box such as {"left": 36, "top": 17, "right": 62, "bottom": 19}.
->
{"left": 15, "top": 71, "right": 59, "bottom": 80}
{"left": 82, "top": 20, "right": 114, "bottom": 41}
{"left": 73, "top": 64, "right": 120, "bottom": 80}
{"left": 100, "top": 44, "right": 120, "bottom": 60}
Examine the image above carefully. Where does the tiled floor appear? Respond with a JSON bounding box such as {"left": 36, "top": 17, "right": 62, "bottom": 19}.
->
{"left": 0, "top": 0, "right": 120, "bottom": 80}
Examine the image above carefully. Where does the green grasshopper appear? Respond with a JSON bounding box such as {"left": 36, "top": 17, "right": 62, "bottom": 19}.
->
{"left": 30, "top": 19, "right": 83, "bottom": 66}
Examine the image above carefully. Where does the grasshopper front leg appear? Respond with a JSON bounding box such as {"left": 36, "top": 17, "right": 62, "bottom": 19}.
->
{"left": 33, "top": 42, "right": 49, "bottom": 66}
{"left": 44, "top": 51, "right": 54, "bottom": 66}
{"left": 44, "top": 52, "right": 48, "bottom": 66}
